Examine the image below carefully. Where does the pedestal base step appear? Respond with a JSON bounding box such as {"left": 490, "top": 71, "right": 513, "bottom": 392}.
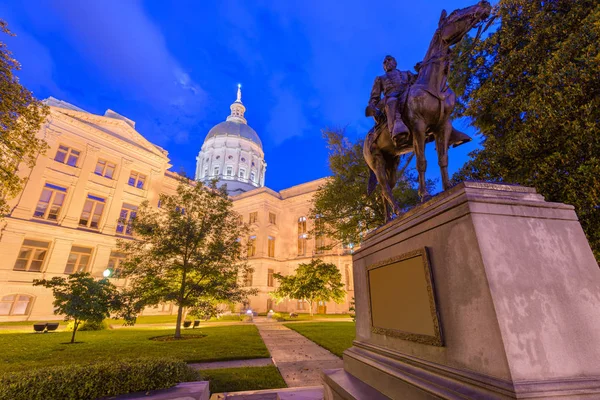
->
{"left": 322, "top": 369, "right": 390, "bottom": 400}
{"left": 209, "top": 386, "right": 323, "bottom": 400}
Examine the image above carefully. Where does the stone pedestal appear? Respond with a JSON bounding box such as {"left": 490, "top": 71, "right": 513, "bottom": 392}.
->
{"left": 323, "top": 182, "right": 600, "bottom": 399}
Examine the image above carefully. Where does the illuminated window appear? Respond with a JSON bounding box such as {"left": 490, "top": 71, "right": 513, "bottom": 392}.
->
{"left": 13, "top": 239, "right": 50, "bottom": 272}
{"left": 128, "top": 171, "right": 146, "bottom": 189}
{"left": 249, "top": 212, "right": 258, "bottom": 224}
{"left": 315, "top": 215, "right": 325, "bottom": 255}
{"left": 268, "top": 237, "right": 275, "bottom": 258}
{"left": 269, "top": 212, "right": 276, "bottom": 225}
{"left": 239, "top": 168, "right": 246, "bottom": 178}
{"left": 0, "top": 294, "right": 33, "bottom": 316}
{"left": 34, "top": 183, "right": 66, "bottom": 221}
{"left": 108, "top": 251, "right": 126, "bottom": 278}
{"left": 94, "top": 159, "right": 116, "bottom": 179}
{"left": 226, "top": 165, "right": 233, "bottom": 176}
{"left": 298, "top": 216, "right": 307, "bottom": 256}
{"left": 54, "top": 145, "right": 80, "bottom": 167}
{"left": 248, "top": 235, "right": 257, "bottom": 257}
{"left": 267, "top": 269, "right": 274, "bottom": 287}
{"left": 64, "top": 246, "right": 93, "bottom": 274}
{"left": 79, "top": 195, "right": 105, "bottom": 229}
{"left": 116, "top": 203, "right": 137, "bottom": 236}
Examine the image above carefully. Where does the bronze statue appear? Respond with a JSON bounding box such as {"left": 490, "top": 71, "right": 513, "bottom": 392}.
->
{"left": 364, "top": 1, "right": 492, "bottom": 221}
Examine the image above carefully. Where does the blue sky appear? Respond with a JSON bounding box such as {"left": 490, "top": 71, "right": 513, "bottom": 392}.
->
{"left": 1, "top": 0, "right": 489, "bottom": 192}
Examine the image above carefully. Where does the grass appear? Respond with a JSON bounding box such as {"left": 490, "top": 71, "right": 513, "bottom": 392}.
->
{"left": 278, "top": 312, "right": 353, "bottom": 321}
{"left": 284, "top": 322, "right": 355, "bottom": 357}
{"left": 0, "top": 325, "right": 269, "bottom": 374}
{"left": 109, "top": 314, "right": 242, "bottom": 326}
{"left": 0, "top": 320, "right": 67, "bottom": 327}
{"left": 200, "top": 366, "right": 286, "bottom": 393}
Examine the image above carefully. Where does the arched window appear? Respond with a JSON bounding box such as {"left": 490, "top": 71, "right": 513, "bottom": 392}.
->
{"left": 0, "top": 294, "right": 33, "bottom": 316}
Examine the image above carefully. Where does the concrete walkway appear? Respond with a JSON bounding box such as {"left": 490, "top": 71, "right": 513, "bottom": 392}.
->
{"left": 254, "top": 320, "right": 343, "bottom": 388}
{"left": 189, "top": 358, "right": 273, "bottom": 370}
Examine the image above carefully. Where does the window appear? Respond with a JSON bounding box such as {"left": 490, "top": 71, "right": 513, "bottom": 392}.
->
{"left": 298, "top": 299, "right": 307, "bottom": 310}
{"left": 249, "top": 211, "right": 258, "bottom": 224}
{"left": 79, "top": 194, "right": 105, "bottom": 229}
{"left": 250, "top": 171, "right": 256, "bottom": 182}
{"left": 13, "top": 239, "right": 50, "bottom": 272}
{"left": 0, "top": 294, "right": 33, "bottom": 316}
{"left": 203, "top": 168, "right": 208, "bottom": 178}
{"left": 64, "top": 246, "right": 93, "bottom": 274}
{"left": 108, "top": 251, "right": 126, "bottom": 278}
{"left": 268, "top": 236, "right": 275, "bottom": 258}
{"left": 128, "top": 171, "right": 146, "bottom": 189}
{"left": 267, "top": 298, "right": 273, "bottom": 312}
{"left": 267, "top": 269, "right": 274, "bottom": 287}
{"left": 243, "top": 271, "right": 253, "bottom": 287}
{"left": 248, "top": 235, "right": 256, "bottom": 257}
{"left": 34, "top": 183, "right": 67, "bottom": 221}
{"left": 298, "top": 216, "right": 307, "bottom": 256}
{"left": 226, "top": 166, "right": 233, "bottom": 176}
{"left": 116, "top": 203, "right": 137, "bottom": 235}
{"left": 239, "top": 168, "right": 246, "bottom": 178}
{"left": 315, "top": 216, "right": 325, "bottom": 255}
{"left": 213, "top": 166, "right": 219, "bottom": 176}
{"left": 54, "top": 145, "right": 80, "bottom": 167}
{"left": 345, "top": 264, "right": 352, "bottom": 290}
{"left": 94, "top": 159, "right": 116, "bottom": 179}
{"left": 269, "top": 212, "right": 276, "bottom": 225}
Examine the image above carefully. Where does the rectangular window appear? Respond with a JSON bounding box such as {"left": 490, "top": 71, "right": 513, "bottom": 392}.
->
{"left": 34, "top": 183, "right": 67, "bottom": 221}
{"left": 248, "top": 235, "right": 256, "bottom": 257}
{"left": 298, "top": 216, "right": 307, "bottom": 256}
{"left": 268, "top": 236, "right": 275, "bottom": 258}
{"left": 108, "top": 251, "right": 126, "bottom": 278}
{"left": 64, "top": 246, "right": 93, "bottom": 274}
{"left": 94, "top": 159, "right": 116, "bottom": 179}
{"left": 213, "top": 166, "right": 219, "bottom": 176}
{"left": 315, "top": 216, "right": 324, "bottom": 255}
{"left": 298, "top": 299, "right": 306, "bottom": 310}
{"left": 116, "top": 203, "right": 137, "bottom": 236}
{"left": 203, "top": 168, "right": 208, "bottom": 178}
{"left": 0, "top": 294, "right": 33, "bottom": 316}
{"left": 250, "top": 171, "right": 256, "bottom": 182}
{"left": 13, "top": 239, "right": 50, "bottom": 272}
{"left": 249, "top": 211, "right": 258, "bottom": 224}
{"left": 267, "top": 268, "right": 274, "bottom": 287}
{"left": 226, "top": 166, "right": 233, "bottom": 176}
{"left": 269, "top": 212, "right": 276, "bottom": 225}
{"left": 54, "top": 145, "right": 80, "bottom": 167}
{"left": 244, "top": 271, "right": 253, "bottom": 287}
{"left": 239, "top": 168, "right": 246, "bottom": 178}
{"left": 79, "top": 194, "right": 105, "bottom": 229}
{"left": 128, "top": 171, "right": 146, "bottom": 189}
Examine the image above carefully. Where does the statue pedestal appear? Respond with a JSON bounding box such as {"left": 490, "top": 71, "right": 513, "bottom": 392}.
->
{"left": 323, "top": 182, "right": 600, "bottom": 399}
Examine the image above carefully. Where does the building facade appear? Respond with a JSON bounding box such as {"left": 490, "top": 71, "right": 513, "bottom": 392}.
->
{"left": 0, "top": 94, "right": 353, "bottom": 322}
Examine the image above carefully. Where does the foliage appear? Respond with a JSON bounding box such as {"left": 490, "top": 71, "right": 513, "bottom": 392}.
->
{"left": 66, "top": 319, "right": 108, "bottom": 331}
{"left": 349, "top": 296, "right": 356, "bottom": 322}
{"left": 270, "top": 259, "right": 346, "bottom": 316}
{"left": 284, "top": 322, "right": 355, "bottom": 358}
{"left": 0, "top": 358, "right": 200, "bottom": 400}
{"left": 450, "top": 0, "right": 600, "bottom": 260}
{"left": 0, "top": 20, "right": 49, "bottom": 217}
{"left": 311, "top": 128, "right": 426, "bottom": 248}
{"left": 118, "top": 178, "right": 256, "bottom": 338}
{"left": 33, "top": 273, "right": 118, "bottom": 343}
{"left": 0, "top": 325, "right": 270, "bottom": 374}
{"left": 200, "top": 366, "right": 287, "bottom": 393}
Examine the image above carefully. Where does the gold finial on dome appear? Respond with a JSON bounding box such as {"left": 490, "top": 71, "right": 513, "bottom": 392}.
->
{"left": 236, "top": 83, "right": 242, "bottom": 103}
{"left": 227, "top": 83, "right": 247, "bottom": 124}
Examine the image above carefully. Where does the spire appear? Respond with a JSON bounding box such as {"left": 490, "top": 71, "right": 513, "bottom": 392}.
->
{"left": 226, "top": 83, "right": 247, "bottom": 124}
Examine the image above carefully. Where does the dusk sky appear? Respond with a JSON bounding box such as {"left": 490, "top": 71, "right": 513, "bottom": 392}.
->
{"left": 1, "top": 0, "right": 493, "bottom": 192}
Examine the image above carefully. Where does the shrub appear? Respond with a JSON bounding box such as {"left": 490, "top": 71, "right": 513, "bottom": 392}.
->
{"left": 215, "top": 314, "right": 242, "bottom": 321}
{"left": 66, "top": 319, "right": 108, "bottom": 331}
{"left": 271, "top": 312, "right": 285, "bottom": 322}
{"left": 0, "top": 358, "right": 200, "bottom": 400}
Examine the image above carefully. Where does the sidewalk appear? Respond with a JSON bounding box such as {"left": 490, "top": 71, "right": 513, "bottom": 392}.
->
{"left": 254, "top": 319, "right": 343, "bottom": 387}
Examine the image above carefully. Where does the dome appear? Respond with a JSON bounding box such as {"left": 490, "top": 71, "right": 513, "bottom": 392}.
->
{"left": 205, "top": 120, "right": 262, "bottom": 149}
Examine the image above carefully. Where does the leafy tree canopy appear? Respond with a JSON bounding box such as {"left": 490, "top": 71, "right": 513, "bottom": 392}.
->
{"left": 450, "top": 0, "right": 600, "bottom": 260}
{"left": 118, "top": 179, "right": 256, "bottom": 338}
{"left": 270, "top": 259, "right": 346, "bottom": 316}
{"left": 0, "top": 20, "right": 48, "bottom": 217}
{"left": 33, "top": 273, "right": 118, "bottom": 343}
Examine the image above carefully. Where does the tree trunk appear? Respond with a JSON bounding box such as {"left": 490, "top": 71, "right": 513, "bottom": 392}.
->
{"left": 174, "top": 271, "right": 187, "bottom": 339}
{"left": 309, "top": 300, "right": 314, "bottom": 317}
{"left": 70, "top": 319, "right": 79, "bottom": 344}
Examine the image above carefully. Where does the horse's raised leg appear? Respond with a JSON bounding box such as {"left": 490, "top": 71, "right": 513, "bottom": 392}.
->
{"left": 436, "top": 121, "right": 452, "bottom": 191}
{"left": 412, "top": 121, "right": 430, "bottom": 201}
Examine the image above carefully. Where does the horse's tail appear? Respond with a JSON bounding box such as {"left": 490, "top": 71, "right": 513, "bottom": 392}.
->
{"left": 367, "top": 169, "right": 378, "bottom": 196}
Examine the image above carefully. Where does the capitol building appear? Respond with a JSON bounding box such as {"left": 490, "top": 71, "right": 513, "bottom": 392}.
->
{"left": 0, "top": 87, "right": 354, "bottom": 321}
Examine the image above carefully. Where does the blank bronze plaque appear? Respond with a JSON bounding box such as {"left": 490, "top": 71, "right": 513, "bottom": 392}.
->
{"left": 368, "top": 248, "right": 443, "bottom": 346}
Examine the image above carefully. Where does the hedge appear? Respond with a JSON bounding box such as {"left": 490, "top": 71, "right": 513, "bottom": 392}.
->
{"left": 0, "top": 358, "right": 200, "bottom": 400}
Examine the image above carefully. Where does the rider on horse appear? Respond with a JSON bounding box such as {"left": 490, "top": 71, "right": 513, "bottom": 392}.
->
{"left": 365, "top": 55, "right": 417, "bottom": 146}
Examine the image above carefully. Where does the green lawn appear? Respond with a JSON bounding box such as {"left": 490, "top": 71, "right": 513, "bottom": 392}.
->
{"left": 278, "top": 312, "right": 353, "bottom": 321}
{"left": 200, "top": 366, "right": 286, "bottom": 393}
{"left": 284, "top": 322, "right": 355, "bottom": 357}
{"left": 0, "top": 320, "right": 67, "bottom": 327}
{"left": 0, "top": 325, "right": 269, "bottom": 374}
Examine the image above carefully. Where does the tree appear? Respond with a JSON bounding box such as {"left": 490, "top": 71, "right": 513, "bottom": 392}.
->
{"left": 1, "top": 20, "right": 49, "bottom": 217}
{"left": 270, "top": 259, "right": 346, "bottom": 317}
{"left": 118, "top": 179, "right": 255, "bottom": 338}
{"left": 33, "top": 273, "right": 118, "bottom": 343}
{"left": 449, "top": 0, "right": 600, "bottom": 260}
{"left": 310, "top": 128, "right": 427, "bottom": 249}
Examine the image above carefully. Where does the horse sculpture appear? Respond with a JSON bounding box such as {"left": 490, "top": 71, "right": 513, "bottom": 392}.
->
{"left": 364, "top": 1, "right": 492, "bottom": 222}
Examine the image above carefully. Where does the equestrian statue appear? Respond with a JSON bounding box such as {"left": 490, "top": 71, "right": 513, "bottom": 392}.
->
{"left": 364, "top": 1, "right": 493, "bottom": 222}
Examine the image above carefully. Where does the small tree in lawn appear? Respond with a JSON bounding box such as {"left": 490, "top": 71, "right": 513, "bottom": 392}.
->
{"left": 118, "top": 179, "right": 255, "bottom": 339}
{"left": 33, "top": 273, "right": 118, "bottom": 343}
{"left": 270, "top": 259, "right": 346, "bottom": 317}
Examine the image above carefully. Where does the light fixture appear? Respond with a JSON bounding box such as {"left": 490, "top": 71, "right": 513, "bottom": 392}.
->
{"left": 103, "top": 269, "right": 112, "bottom": 278}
